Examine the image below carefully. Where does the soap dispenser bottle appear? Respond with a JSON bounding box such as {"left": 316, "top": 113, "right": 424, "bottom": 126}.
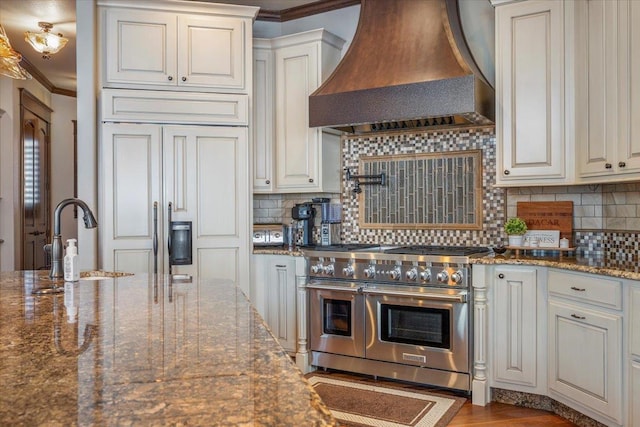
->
{"left": 64, "top": 239, "right": 79, "bottom": 282}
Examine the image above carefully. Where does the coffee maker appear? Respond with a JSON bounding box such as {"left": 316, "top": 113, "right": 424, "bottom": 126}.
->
{"left": 291, "top": 203, "right": 316, "bottom": 246}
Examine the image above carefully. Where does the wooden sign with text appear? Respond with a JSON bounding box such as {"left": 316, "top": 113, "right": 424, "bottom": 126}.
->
{"left": 516, "top": 201, "right": 573, "bottom": 240}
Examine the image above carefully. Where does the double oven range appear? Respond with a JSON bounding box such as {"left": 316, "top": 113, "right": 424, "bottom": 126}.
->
{"left": 303, "top": 244, "right": 489, "bottom": 392}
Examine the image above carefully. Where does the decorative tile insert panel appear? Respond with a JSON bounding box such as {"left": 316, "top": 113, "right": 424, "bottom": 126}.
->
{"left": 360, "top": 151, "right": 482, "bottom": 229}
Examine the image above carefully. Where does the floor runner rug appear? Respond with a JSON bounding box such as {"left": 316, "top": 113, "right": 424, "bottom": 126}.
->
{"left": 306, "top": 374, "right": 466, "bottom": 427}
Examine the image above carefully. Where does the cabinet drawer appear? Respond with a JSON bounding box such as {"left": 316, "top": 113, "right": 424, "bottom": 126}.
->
{"left": 548, "top": 269, "right": 622, "bottom": 309}
{"left": 101, "top": 89, "right": 248, "bottom": 125}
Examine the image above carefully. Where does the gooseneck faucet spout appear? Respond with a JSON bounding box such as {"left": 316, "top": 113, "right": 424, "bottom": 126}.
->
{"left": 49, "top": 198, "right": 98, "bottom": 279}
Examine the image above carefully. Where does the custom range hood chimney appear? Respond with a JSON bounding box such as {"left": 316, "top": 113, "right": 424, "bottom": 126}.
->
{"left": 309, "top": 0, "right": 494, "bottom": 133}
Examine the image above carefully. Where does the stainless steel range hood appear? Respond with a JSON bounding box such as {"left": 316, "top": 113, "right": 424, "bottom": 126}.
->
{"left": 309, "top": 0, "right": 494, "bottom": 133}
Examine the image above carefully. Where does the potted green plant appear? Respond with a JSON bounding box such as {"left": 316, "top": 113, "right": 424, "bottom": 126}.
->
{"left": 504, "top": 217, "right": 527, "bottom": 247}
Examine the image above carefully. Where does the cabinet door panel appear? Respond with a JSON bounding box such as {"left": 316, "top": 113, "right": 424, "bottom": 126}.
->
{"left": 620, "top": 0, "right": 640, "bottom": 172}
{"left": 275, "top": 43, "right": 319, "bottom": 190}
{"left": 632, "top": 360, "right": 640, "bottom": 427}
{"left": 548, "top": 300, "right": 622, "bottom": 421}
{"left": 104, "top": 9, "right": 177, "bottom": 86}
{"left": 252, "top": 45, "right": 275, "bottom": 192}
{"left": 578, "top": 0, "right": 618, "bottom": 177}
{"left": 178, "top": 15, "right": 245, "bottom": 90}
{"left": 101, "top": 124, "right": 162, "bottom": 274}
{"left": 496, "top": 1, "right": 565, "bottom": 182}
{"left": 163, "top": 126, "right": 249, "bottom": 290}
{"left": 493, "top": 268, "right": 538, "bottom": 386}
{"left": 266, "top": 257, "right": 296, "bottom": 353}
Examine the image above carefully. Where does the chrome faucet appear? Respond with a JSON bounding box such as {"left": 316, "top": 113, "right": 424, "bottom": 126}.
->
{"left": 49, "top": 198, "right": 98, "bottom": 279}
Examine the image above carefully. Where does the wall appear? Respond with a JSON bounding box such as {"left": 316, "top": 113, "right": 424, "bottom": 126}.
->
{"left": 50, "top": 94, "right": 78, "bottom": 243}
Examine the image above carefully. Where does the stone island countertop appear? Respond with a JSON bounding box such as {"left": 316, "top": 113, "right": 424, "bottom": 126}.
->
{"left": 0, "top": 271, "right": 335, "bottom": 426}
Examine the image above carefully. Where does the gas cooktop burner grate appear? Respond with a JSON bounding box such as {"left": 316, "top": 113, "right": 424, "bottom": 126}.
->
{"left": 383, "top": 245, "right": 491, "bottom": 256}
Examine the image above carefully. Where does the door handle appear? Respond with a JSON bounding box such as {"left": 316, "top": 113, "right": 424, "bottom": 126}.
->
{"left": 29, "top": 231, "right": 44, "bottom": 236}
{"left": 153, "top": 202, "right": 158, "bottom": 275}
{"left": 167, "top": 202, "right": 172, "bottom": 275}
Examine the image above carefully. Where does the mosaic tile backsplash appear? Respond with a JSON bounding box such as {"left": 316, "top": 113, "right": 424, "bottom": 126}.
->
{"left": 360, "top": 151, "right": 481, "bottom": 229}
{"left": 341, "top": 126, "right": 504, "bottom": 246}
{"left": 253, "top": 127, "right": 640, "bottom": 261}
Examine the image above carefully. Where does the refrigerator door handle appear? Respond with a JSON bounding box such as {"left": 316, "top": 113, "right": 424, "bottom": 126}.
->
{"left": 153, "top": 202, "right": 158, "bottom": 274}
{"left": 167, "top": 202, "right": 172, "bottom": 275}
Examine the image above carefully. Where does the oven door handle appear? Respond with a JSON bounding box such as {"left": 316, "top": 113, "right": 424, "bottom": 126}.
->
{"left": 362, "top": 288, "right": 467, "bottom": 303}
{"left": 306, "top": 283, "right": 363, "bottom": 293}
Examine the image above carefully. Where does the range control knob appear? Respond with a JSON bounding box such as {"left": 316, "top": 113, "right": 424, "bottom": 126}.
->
{"left": 406, "top": 268, "right": 418, "bottom": 281}
{"left": 436, "top": 270, "right": 449, "bottom": 283}
{"left": 451, "top": 270, "right": 463, "bottom": 284}
{"left": 389, "top": 267, "right": 402, "bottom": 280}
{"left": 364, "top": 266, "right": 376, "bottom": 279}
{"left": 420, "top": 268, "right": 432, "bottom": 281}
{"left": 323, "top": 264, "right": 335, "bottom": 276}
{"left": 342, "top": 265, "right": 355, "bottom": 277}
{"left": 311, "top": 263, "right": 323, "bottom": 274}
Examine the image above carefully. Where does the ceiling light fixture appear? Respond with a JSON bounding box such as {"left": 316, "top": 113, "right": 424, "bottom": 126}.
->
{"left": 0, "top": 25, "right": 31, "bottom": 80}
{"left": 25, "top": 22, "right": 68, "bottom": 60}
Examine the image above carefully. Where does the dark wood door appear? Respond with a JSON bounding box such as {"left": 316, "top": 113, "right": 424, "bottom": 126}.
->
{"left": 20, "top": 90, "right": 51, "bottom": 270}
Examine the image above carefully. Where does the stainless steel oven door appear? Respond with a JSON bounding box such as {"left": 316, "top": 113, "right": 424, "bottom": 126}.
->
{"left": 308, "top": 282, "right": 365, "bottom": 358}
{"left": 364, "top": 287, "right": 469, "bottom": 372}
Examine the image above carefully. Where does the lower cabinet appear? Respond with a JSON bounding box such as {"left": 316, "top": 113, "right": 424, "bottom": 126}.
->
{"left": 251, "top": 254, "right": 298, "bottom": 353}
{"left": 492, "top": 266, "right": 546, "bottom": 393}
{"left": 547, "top": 269, "right": 623, "bottom": 425}
{"left": 630, "top": 286, "right": 640, "bottom": 427}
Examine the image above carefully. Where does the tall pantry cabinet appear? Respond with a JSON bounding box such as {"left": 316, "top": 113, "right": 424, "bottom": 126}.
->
{"left": 97, "top": 1, "right": 258, "bottom": 296}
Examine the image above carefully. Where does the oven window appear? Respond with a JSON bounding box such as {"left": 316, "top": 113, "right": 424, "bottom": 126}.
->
{"left": 380, "top": 304, "right": 450, "bottom": 348}
{"left": 323, "top": 299, "right": 351, "bottom": 336}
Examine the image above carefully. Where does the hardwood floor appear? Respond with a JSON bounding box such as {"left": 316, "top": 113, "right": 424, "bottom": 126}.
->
{"left": 449, "top": 401, "right": 576, "bottom": 426}
{"left": 311, "top": 370, "right": 577, "bottom": 426}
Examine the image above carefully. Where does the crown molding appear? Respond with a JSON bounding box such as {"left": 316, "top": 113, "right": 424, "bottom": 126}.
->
{"left": 20, "top": 57, "right": 77, "bottom": 98}
{"left": 257, "top": 0, "right": 360, "bottom": 22}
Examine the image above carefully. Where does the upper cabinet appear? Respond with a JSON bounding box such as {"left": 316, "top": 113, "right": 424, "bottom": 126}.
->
{"left": 253, "top": 29, "right": 345, "bottom": 194}
{"left": 494, "top": 0, "right": 576, "bottom": 186}
{"left": 100, "top": 1, "right": 257, "bottom": 93}
{"left": 577, "top": 0, "right": 640, "bottom": 181}
{"left": 494, "top": 0, "right": 640, "bottom": 186}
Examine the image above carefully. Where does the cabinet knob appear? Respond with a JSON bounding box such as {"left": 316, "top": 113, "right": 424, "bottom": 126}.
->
{"left": 168, "top": 76, "right": 173, "bottom": 81}
{"left": 503, "top": 170, "right": 510, "bottom": 175}
{"left": 308, "top": 178, "right": 314, "bottom": 183}
{"left": 619, "top": 161, "right": 626, "bottom": 168}
{"left": 570, "top": 313, "right": 586, "bottom": 320}
{"left": 570, "top": 286, "right": 586, "bottom": 292}
{"left": 182, "top": 76, "right": 187, "bottom": 82}
{"left": 498, "top": 273, "right": 504, "bottom": 279}
{"left": 265, "top": 179, "right": 270, "bottom": 184}
{"left": 605, "top": 163, "right": 612, "bottom": 169}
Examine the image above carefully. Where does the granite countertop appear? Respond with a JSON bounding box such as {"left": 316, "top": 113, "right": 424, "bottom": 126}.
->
{"left": 473, "top": 250, "right": 640, "bottom": 281}
{"left": 0, "top": 271, "right": 335, "bottom": 426}
{"left": 253, "top": 246, "right": 304, "bottom": 256}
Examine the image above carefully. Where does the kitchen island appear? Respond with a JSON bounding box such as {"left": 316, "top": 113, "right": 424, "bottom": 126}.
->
{"left": 0, "top": 271, "right": 335, "bottom": 426}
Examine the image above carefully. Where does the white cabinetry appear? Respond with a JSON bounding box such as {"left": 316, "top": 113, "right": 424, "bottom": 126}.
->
{"left": 100, "top": 118, "right": 250, "bottom": 291}
{"left": 251, "top": 254, "right": 300, "bottom": 353}
{"left": 100, "top": 1, "right": 256, "bottom": 93}
{"left": 630, "top": 286, "right": 640, "bottom": 427}
{"left": 577, "top": 0, "right": 640, "bottom": 181}
{"left": 492, "top": 266, "right": 546, "bottom": 394}
{"left": 252, "top": 29, "right": 345, "bottom": 193}
{"left": 252, "top": 39, "right": 275, "bottom": 192}
{"left": 547, "top": 269, "right": 623, "bottom": 425}
{"left": 494, "top": 0, "right": 575, "bottom": 186}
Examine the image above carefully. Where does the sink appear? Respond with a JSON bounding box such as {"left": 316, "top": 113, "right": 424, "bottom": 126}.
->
{"left": 79, "top": 271, "right": 133, "bottom": 281}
